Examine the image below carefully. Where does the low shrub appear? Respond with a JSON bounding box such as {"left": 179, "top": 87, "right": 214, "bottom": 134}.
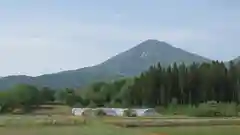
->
{"left": 72, "top": 103, "right": 83, "bottom": 108}
{"left": 217, "top": 102, "right": 238, "bottom": 117}
{"left": 107, "top": 101, "right": 122, "bottom": 108}
{"left": 155, "top": 106, "right": 165, "bottom": 113}
{"left": 161, "top": 105, "right": 196, "bottom": 116}
{"left": 237, "top": 104, "right": 240, "bottom": 112}
{"left": 87, "top": 101, "right": 97, "bottom": 108}
{"left": 123, "top": 109, "right": 137, "bottom": 117}
{"left": 94, "top": 109, "right": 106, "bottom": 116}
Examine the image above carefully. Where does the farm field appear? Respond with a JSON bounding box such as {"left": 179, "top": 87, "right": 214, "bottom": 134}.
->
{"left": 0, "top": 115, "right": 240, "bottom": 135}
{"left": 0, "top": 105, "right": 240, "bottom": 135}
{"left": 0, "top": 123, "right": 240, "bottom": 135}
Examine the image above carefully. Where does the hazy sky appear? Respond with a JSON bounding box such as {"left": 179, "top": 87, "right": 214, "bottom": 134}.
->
{"left": 0, "top": 0, "right": 240, "bottom": 76}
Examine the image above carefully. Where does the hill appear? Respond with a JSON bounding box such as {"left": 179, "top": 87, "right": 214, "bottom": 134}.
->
{"left": 0, "top": 39, "right": 211, "bottom": 90}
{"left": 224, "top": 56, "right": 240, "bottom": 67}
{"left": 232, "top": 56, "right": 240, "bottom": 63}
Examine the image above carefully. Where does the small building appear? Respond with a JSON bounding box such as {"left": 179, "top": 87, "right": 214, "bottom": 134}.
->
{"left": 72, "top": 108, "right": 93, "bottom": 116}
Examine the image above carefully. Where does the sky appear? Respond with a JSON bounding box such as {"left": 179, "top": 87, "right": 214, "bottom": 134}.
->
{"left": 0, "top": 0, "right": 240, "bottom": 76}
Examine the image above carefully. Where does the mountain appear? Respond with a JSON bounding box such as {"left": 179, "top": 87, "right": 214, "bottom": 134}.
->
{"left": 232, "top": 56, "right": 240, "bottom": 63}
{"left": 0, "top": 39, "right": 211, "bottom": 90}
{"left": 225, "top": 56, "right": 240, "bottom": 67}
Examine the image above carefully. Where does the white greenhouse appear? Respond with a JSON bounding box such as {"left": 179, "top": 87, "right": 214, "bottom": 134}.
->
{"left": 72, "top": 108, "right": 158, "bottom": 117}
{"left": 132, "top": 108, "right": 158, "bottom": 116}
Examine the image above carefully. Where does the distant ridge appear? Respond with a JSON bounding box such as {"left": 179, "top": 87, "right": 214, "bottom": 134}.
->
{"left": 0, "top": 39, "right": 213, "bottom": 90}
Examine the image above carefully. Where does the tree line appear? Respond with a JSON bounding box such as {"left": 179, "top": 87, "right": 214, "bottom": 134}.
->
{"left": 80, "top": 61, "right": 240, "bottom": 108}
{"left": 0, "top": 61, "right": 240, "bottom": 113}
{"left": 130, "top": 61, "right": 240, "bottom": 107}
{"left": 0, "top": 85, "right": 56, "bottom": 113}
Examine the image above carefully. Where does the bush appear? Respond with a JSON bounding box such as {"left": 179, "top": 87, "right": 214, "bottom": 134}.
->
{"left": 94, "top": 109, "right": 106, "bottom": 116}
{"left": 155, "top": 106, "right": 165, "bottom": 113}
{"left": 82, "top": 109, "right": 94, "bottom": 117}
{"left": 87, "top": 101, "right": 97, "bottom": 108}
{"left": 72, "top": 103, "right": 83, "bottom": 108}
{"left": 162, "top": 105, "right": 195, "bottom": 115}
{"left": 12, "top": 108, "right": 25, "bottom": 114}
{"left": 237, "top": 104, "right": 240, "bottom": 112}
{"left": 217, "top": 102, "right": 238, "bottom": 117}
{"left": 107, "top": 101, "right": 122, "bottom": 108}
{"left": 123, "top": 109, "right": 137, "bottom": 117}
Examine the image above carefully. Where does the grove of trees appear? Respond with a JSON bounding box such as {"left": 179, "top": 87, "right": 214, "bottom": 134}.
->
{"left": 81, "top": 61, "right": 240, "bottom": 108}
{"left": 0, "top": 85, "right": 55, "bottom": 113}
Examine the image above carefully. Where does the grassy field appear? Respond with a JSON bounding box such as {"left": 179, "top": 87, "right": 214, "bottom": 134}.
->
{"left": 1, "top": 105, "right": 240, "bottom": 135}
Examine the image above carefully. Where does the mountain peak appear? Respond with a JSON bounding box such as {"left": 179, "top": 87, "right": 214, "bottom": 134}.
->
{"left": 142, "top": 39, "right": 161, "bottom": 43}
{"left": 134, "top": 39, "right": 174, "bottom": 52}
{"left": 139, "top": 39, "right": 169, "bottom": 46}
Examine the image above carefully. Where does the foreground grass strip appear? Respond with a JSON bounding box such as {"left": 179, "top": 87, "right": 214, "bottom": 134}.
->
{"left": 1, "top": 126, "right": 240, "bottom": 135}
{"left": 0, "top": 115, "right": 86, "bottom": 127}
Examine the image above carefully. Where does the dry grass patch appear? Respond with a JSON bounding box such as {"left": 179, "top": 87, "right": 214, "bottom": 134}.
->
{"left": 0, "top": 115, "right": 86, "bottom": 127}
{"left": 31, "top": 105, "right": 72, "bottom": 115}
{"left": 105, "top": 118, "right": 240, "bottom": 128}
